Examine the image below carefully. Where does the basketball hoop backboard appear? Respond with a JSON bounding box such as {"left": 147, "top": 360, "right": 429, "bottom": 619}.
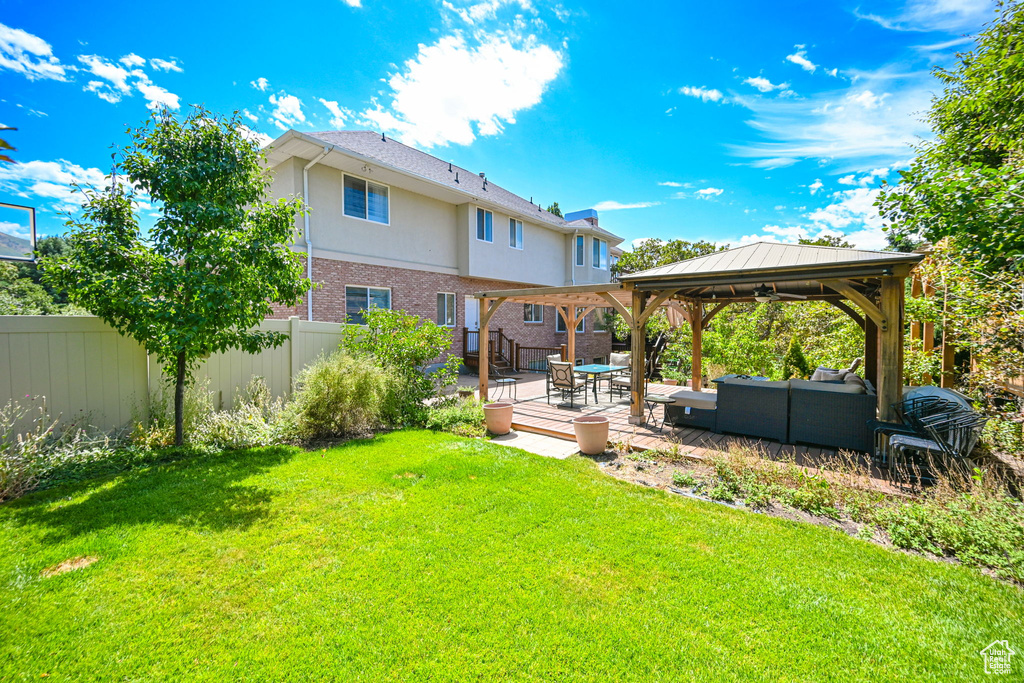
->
{"left": 0, "top": 202, "right": 36, "bottom": 262}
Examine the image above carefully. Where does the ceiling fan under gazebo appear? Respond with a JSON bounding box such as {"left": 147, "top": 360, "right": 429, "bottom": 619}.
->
{"left": 752, "top": 283, "right": 807, "bottom": 303}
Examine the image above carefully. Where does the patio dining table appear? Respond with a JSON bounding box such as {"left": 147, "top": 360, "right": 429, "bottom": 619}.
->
{"left": 573, "top": 364, "right": 629, "bottom": 403}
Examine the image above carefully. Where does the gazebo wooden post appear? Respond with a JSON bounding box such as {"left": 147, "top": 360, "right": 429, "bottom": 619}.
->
{"left": 478, "top": 297, "right": 490, "bottom": 401}
{"left": 690, "top": 300, "right": 703, "bottom": 391}
{"left": 629, "top": 289, "right": 646, "bottom": 424}
{"left": 864, "top": 316, "right": 879, "bottom": 390}
{"left": 878, "top": 276, "right": 905, "bottom": 421}
{"left": 567, "top": 306, "right": 577, "bottom": 366}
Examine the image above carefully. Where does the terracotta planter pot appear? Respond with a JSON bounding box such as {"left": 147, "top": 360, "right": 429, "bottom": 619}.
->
{"left": 573, "top": 415, "right": 610, "bottom": 455}
{"left": 663, "top": 379, "right": 679, "bottom": 386}
{"left": 483, "top": 402, "right": 514, "bottom": 435}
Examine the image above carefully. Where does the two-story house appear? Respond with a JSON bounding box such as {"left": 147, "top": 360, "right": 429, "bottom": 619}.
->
{"left": 264, "top": 130, "right": 625, "bottom": 369}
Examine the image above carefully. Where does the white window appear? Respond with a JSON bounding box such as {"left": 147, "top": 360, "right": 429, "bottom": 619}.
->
{"left": 593, "top": 238, "right": 608, "bottom": 269}
{"left": 595, "top": 307, "right": 611, "bottom": 333}
{"left": 344, "top": 175, "right": 389, "bottom": 224}
{"left": 509, "top": 218, "right": 523, "bottom": 249}
{"left": 523, "top": 303, "right": 544, "bottom": 323}
{"left": 345, "top": 285, "right": 391, "bottom": 325}
{"left": 476, "top": 208, "right": 493, "bottom": 242}
{"left": 556, "top": 307, "right": 586, "bottom": 333}
{"left": 575, "top": 235, "right": 584, "bottom": 266}
{"left": 437, "top": 292, "right": 456, "bottom": 327}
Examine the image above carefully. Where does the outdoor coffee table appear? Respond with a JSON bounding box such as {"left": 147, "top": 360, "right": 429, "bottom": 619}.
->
{"left": 573, "top": 364, "right": 628, "bottom": 403}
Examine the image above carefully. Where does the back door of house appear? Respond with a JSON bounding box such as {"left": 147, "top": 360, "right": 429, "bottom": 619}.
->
{"left": 464, "top": 295, "right": 479, "bottom": 330}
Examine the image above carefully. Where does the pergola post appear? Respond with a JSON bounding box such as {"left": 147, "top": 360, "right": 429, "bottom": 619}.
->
{"left": 878, "top": 275, "right": 905, "bottom": 421}
{"left": 567, "top": 306, "right": 577, "bottom": 366}
{"left": 629, "top": 289, "right": 646, "bottom": 424}
{"left": 478, "top": 297, "right": 490, "bottom": 401}
{"left": 690, "top": 300, "right": 703, "bottom": 391}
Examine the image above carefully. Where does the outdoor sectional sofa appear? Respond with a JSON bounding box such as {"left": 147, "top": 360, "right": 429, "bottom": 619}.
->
{"left": 665, "top": 375, "right": 878, "bottom": 453}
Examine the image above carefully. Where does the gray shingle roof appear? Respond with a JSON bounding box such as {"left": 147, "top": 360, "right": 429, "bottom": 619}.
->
{"left": 620, "top": 241, "right": 922, "bottom": 280}
{"left": 305, "top": 130, "right": 596, "bottom": 233}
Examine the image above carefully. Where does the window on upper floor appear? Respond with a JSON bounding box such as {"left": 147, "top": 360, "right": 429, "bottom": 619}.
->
{"left": 575, "top": 235, "right": 584, "bottom": 266}
{"left": 509, "top": 218, "right": 523, "bottom": 249}
{"left": 523, "top": 303, "right": 544, "bottom": 323}
{"left": 343, "top": 175, "right": 389, "bottom": 224}
{"left": 476, "top": 208, "right": 493, "bottom": 242}
{"left": 555, "top": 307, "right": 586, "bottom": 333}
{"left": 594, "top": 307, "right": 612, "bottom": 333}
{"left": 593, "top": 238, "right": 608, "bottom": 269}
{"left": 437, "top": 292, "right": 456, "bottom": 327}
{"left": 345, "top": 285, "right": 391, "bottom": 325}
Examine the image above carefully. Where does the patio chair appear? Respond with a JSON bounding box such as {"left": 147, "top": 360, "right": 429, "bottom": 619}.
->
{"left": 609, "top": 352, "right": 631, "bottom": 399}
{"left": 871, "top": 395, "right": 963, "bottom": 467}
{"left": 544, "top": 353, "right": 565, "bottom": 400}
{"left": 887, "top": 412, "right": 988, "bottom": 486}
{"left": 547, "top": 361, "right": 588, "bottom": 407}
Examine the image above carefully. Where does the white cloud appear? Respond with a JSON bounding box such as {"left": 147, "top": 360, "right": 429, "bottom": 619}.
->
{"left": 0, "top": 22, "right": 67, "bottom": 81}
{"left": 443, "top": 0, "right": 537, "bottom": 24}
{"left": 729, "top": 67, "right": 932, "bottom": 168}
{"left": 241, "top": 109, "right": 259, "bottom": 124}
{"left": 0, "top": 219, "right": 31, "bottom": 240}
{"left": 136, "top": 77, "right": 180, "bottom": 110}
{"left": 269, "top": 92, "right": 305, "bottom": 130}
{"left": 838, "top": 167, "right": 889, "bottom": 186}
{"left": 238, "top": 125, "right": 274, "bottom": 148}
{"left": 679, "top": 85, "right": 724, "bottom": 103}
{"left": 318, "top": 98, "right": 351, "bottom": 128}
{"left": 251, "top": 77, "right": 270, "bottom": 91}
{"left": 806, "top": 187, "right": 887, "bottom": 249}
{"left": 658, "top": 181, "right": 684, "bottom": 187}
{"left": 744, "top": 76, "right": 789, "bottom": 93}
{"left": 150, "top": 58, "right": 182, "bottom": 73}
{"left": 695, "top": 187, "right": 724, "bottom": 199}
{"left": 592, "top": 200, "right": 660, "bottom": 211}
{"left": 0, "top": 158, "right": 107, "bottom": 208}
{"left": 361, "top": 33, "right": 563, "bottom": 148}
{"left": 119, "top": 53, "right": 145, "bottom": 67}
{"left": 84, "top": 80, "right": 122, "bottom": 104}
{"left": 78, "top": 54, "right": 132, "bottom": 93}
{"left": 855, "top": 0, "right": 991, "bottom": 32}
{"left": 808, "top": 179, "right": 823, "bottom": 194}
{"left": 341, "top": 0, "right": 362, "bottom": 6}
{"left": 785, "top": 48, "right": 817, "bottom": 73}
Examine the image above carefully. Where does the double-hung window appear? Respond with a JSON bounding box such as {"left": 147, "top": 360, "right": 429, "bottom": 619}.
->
{"left": 437, "top": 292, "right": 456, "bottom": 327}
{"left": 523, "top": 303, "right": 543, "bottom": 323}
{"left": 345, "top": 285, "right": 391, "bottom": 325}
{"left": 575, "top": 235, "right": 585, "bottom": 266}
{"left": 555, "top": 307, "right": 586, "bottom": 333}
{"left": 593, "top": 238, "right": 608, "bottom": 269}
{"left": 594, "top": 307, "right": 611, "bottom": 333}
{"left": 476, "top": 208, "right": 493, "bottom": 242}
{"left": 343, "top": 175, "right": 389, "bottom": 224}
{"left": 509, "top": 218, "right": 523, "bottom": 249}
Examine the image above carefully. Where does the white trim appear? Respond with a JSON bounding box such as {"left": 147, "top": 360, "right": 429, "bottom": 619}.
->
{"left": 437, "top": 291, "right": 457, "bottom": 328}
{"left": 475, "top": 207, "right": 493, "bottom": 243}
{"left": 509, "top": 217, "right": 523, "bottom": 250}
{"left": 592, "top": 237, "right": 608, "bottom": 270}
{"left": 523, "top": 303, "right": 544, "bottom": 324}
{"left": 343, "top": 173, "right": 391, "bottom": 226}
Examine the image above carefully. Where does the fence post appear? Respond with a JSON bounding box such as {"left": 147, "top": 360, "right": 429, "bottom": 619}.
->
{"left": 560, "top": 344, "right": 567, "bottom": 362}
{"left": 513, "top": 342, "right": 520, "bottom": 372}
{"left": 289, "top": 316, "right": 301, "bottom": 392}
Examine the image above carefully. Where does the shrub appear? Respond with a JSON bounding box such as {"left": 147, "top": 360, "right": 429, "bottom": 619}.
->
{"left": 671, "top": 470, "right": 696, "bottom": 487}
{"left": 781, "top": 337, "right": 812, "bottom": 380}
{"left": 425, "top": 398, "right": 485, "bottom": 438}
{"left": 190, "top": 378, "right": 284, "bottom": 450}
{"left": 282, "top": 350, "right": 400, "bottom": 441}
{"left": 342, "top": 308, "right": 461, "bottom": 425}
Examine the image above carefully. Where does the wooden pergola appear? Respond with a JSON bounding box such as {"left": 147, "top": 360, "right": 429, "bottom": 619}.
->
{"left": 474, "top": 242, "right": 925, "bottom": 422}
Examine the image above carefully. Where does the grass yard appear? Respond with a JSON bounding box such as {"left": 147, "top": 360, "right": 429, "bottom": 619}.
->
{"left": 1, "top": 430, "right": 1021, "bottom": 681}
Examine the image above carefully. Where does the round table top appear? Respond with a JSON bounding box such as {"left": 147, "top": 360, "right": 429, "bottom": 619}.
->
{"left": 643, "top": 394, "right": 674, "bottom": 404}
{"left": 495, "top": 378, "right": 518, "bottom": 384}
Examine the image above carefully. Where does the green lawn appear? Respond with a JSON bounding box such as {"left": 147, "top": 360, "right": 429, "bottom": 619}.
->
{"left": 1, "top": 431, "right": 1021, "bottom": 681}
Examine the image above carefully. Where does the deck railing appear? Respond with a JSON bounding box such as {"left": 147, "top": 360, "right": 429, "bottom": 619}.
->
{"left": 515, "top": 345, "right": 566, "bottom": 373}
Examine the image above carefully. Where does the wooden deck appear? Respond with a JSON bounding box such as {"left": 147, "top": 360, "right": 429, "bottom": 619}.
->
{"left": 508, "top": 381, "right": 846, "bottom": 466}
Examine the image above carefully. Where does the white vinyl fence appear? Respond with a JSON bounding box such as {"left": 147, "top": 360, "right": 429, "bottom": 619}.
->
{"left": 0, "top": 316, "right": 345, "bottom": 431}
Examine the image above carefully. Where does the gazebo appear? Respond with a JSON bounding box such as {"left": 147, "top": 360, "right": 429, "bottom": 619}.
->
{"left": 474, "top": 242, "right": 924, "bottom": 423}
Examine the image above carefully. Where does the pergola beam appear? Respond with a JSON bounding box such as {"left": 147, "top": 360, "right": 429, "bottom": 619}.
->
{"left": 820, "top": 279, "right": 887, "bottom": 330}
{"left": 827, "top": 300, "right": 866, "bottom": 329}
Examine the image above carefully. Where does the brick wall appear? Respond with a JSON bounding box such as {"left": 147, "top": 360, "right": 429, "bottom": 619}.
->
{"left": 268, "top": 257, "right": 613, "bottom": 365}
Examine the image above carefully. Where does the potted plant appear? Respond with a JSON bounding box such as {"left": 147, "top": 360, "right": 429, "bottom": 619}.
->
{"left": 572, "top": 415, "right": 609, "bottom": 455}
{"left": 483, "top": 402, "right": 514, "bottom": 435}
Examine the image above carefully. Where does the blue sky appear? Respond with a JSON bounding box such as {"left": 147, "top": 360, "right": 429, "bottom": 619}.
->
{"left": 0, "top": 0, "right": 994, "bottom": 250}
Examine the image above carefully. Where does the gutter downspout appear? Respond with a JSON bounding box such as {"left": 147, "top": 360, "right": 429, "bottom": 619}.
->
{"left": 302, "top": 146, "right": 332, "bottom": 321}
{"left": 571, "top": 229, "right": 578, "bottom": 286}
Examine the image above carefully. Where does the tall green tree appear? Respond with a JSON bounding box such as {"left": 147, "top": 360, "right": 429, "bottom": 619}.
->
{"left": 546, "top": 201, "right": 563, "bottom": 218}
{"left": 877, "top": 2, "right": 1024, "bottom": 271}
{"left": 798, "top": 235, "right": 854, "bottom": 248}
{"left": 611, "top": 238, "right": 723, "bottom": 277}
{"left": 43, "top": 107, "right": 310, "bottom": 445}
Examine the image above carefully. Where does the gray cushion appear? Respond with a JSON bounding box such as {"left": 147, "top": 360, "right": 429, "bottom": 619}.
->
{"left": 546, "top": 354, "right": 563, "bottom": 365}
{"left": 843, "top": 373, "right": 867, "bottom": 391}
{"left": 609, "top": 352, "right": 630, "bottom": 367}
{"left": 668, "top": 390, "right": 717, "bottom": 409}
{"left": 720, "top": 378, "right": 790, "bottom": 390}
{"left": 791, "top": 378, "right": 866, "bottom": 395}
{"left": 811, "top": 367, "right": 845, "bottom": 382}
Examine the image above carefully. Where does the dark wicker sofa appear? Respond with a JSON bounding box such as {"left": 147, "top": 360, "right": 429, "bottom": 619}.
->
{"left": 788, "top": 378, "right": 877, "bottom": 453}
{"left": 714, "top": 378, "right": 791, "bottom": 443}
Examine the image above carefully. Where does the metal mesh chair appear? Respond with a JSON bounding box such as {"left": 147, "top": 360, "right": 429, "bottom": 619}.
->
{"left": 548, "top": 361, "right": 588, "bottom": 407}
